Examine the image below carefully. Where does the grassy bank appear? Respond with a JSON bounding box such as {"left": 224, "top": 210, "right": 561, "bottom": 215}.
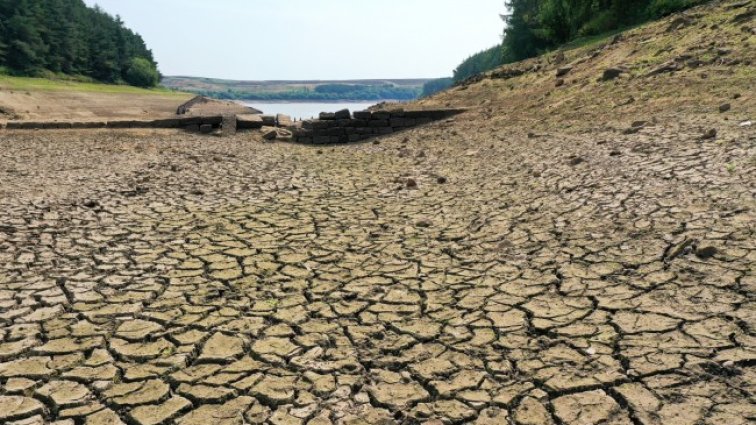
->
{"left": 0, "top": 75, "right": 186, "bottom": 96}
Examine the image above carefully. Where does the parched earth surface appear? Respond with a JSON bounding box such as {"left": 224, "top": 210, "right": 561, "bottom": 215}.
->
{"left": 1, "top": 1, "right": 755, "bottom": 424}
{"left": 0, "top": 109, "right": 753, "bottom": 425}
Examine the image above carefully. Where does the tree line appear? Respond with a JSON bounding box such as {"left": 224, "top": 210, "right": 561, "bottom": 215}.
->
{"left": 427, "top": 0, "right": 709, "bottom": 91}
{"left": 0, "top": 0, "right": 159, "bottom": 87}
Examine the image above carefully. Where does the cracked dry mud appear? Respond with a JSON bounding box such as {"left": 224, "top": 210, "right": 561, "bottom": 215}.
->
{"left": 1, "top": 3, "right": 755, "bottom": 418}
{"left": 0, "top": 109, "right": 753, "bottom": 425}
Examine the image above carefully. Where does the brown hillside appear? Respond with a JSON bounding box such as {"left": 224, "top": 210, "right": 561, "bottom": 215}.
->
{"left": 420, "top": 0, "right": 754, "bottom": 133}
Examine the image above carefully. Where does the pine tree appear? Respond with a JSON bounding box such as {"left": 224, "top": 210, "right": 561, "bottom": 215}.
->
{"left": 0, "top": 0, "right": 159, "bottom": 86}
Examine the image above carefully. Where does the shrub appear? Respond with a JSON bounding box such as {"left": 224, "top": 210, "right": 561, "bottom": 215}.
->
{"left": 579, "top": 11, "right": 618, "bottom": 37}
{"left": 124, "top": 57, "right": 159, "bottom": 88}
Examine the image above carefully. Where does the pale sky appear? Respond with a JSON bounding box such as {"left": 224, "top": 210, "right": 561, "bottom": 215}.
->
{"left": 83, "top": 0, "right": 505, "bottom": 80}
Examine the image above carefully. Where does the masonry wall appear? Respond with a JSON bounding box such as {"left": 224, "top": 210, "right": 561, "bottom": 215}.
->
{"left": 292, "top": 109, "right": 466, "bottom": 144}
{"left": 1, "top": 109, "right": 466, "bottom": 142}
{"left": 2, "top": 116, "right": 224, "bottom": 130}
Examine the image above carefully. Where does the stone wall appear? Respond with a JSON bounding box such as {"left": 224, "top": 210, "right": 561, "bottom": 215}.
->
{"left": 1, "top": 108, "right": 466, "bottom": 142}
{"left": 1, "top": 114, "right": 280, "bottom": 133}
{"left": 2, "top": 116, "right": 224, "bottom": 131}
{"left": 292, "top": 108, "right": 466, "bottom": 144}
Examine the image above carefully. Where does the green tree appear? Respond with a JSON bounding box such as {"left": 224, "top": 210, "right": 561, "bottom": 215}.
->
{"left": 5, "top": 14, "right": 46, "bottom": 73}
{"left": 450, "top": 0, "right": 711, "bottom": 83}
{"left": 124, "top": 57, "right": 159, "bottom": 87}
{"left": 453, "top": 45, "right": 506, "bottom": 82}
{"left": 421, "top": 78, "right": 454, "bottom": 97}
{"left": 0, "top": 0, "right": 159, "bottom": 85}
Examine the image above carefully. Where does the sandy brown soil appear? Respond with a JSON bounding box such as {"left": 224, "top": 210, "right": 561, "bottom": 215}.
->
{"left": 0, "top": 1, "right": 754, "bottom": 424}
{"left": 0, "top": 90, "right": 192, "bottom": 122}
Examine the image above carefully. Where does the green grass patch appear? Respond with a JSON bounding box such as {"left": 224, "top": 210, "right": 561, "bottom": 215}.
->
{"left": 0, "top": 74, "right": 186, "bottom": 96}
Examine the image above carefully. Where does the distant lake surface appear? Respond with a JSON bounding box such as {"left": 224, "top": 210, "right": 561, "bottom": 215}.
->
{"left": 242, "top": 101, "right": 381, "bottom": 120}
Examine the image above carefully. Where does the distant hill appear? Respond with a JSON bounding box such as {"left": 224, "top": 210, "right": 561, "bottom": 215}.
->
{"left": 0, "top": 0, "right": 159, "bottom": 87}
{"left": 161, "top": 76, "right": 434, "bottom": 101}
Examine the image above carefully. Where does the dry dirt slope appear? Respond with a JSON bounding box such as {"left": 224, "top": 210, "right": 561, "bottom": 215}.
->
{"left": 420, "top": 0, "right": 754, "bottom": 129}
{"left": 0, "top": 1, "right": 754, "bottom": 424}
{"left": 0, "top": 79, "right": 191, "bottom": 122}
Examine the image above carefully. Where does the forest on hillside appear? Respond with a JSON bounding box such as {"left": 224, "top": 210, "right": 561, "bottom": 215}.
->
{"left": 0, "top": 0, "right": 159, "bottom": 87}
{"left": 423, "top": 0, "right": 710, "bottom": 96}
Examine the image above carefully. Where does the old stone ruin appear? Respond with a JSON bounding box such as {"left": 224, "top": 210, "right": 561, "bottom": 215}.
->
{"left": 291, "top": 108, "right": 466, "bottom": 144}
{"left": 1, "top": 99, "right": 466, "bottom": 144}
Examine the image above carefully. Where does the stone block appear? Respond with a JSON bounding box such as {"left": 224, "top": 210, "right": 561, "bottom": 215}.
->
{"left": 69, "top": 121, "right": 107, "bottom": 129}
{"left": 371, "top": 111, "right": 390, "bottom": 120}
{"left": 377, "top": 127, "right": 394, "bottom": 135}
{"left": 326, "top": 128, "right": 345, "bottom": 136}
{"left": 319, "top": 112, "right": 336, "bottom": 120}
{"left": 221, "top": 115, "right": 237, "bottom": 136}
{"left": 199, "top": 124, "right": 214, "bottom": 134}
{"left": 129, "top": 120, "right": 161, "bottom": 128}
{"left": 333, "top": 109, "right": 351, "bottom": 119}
{"left": 181, "top": 116, "right": 222, "bottom": 126}
{"left": 276, "top": 114, "right": 293, "bottom": 127}
{"left": 237, "top": 114, "right": 264, "bottom": 129}
{"left": 261, "top": 115, "right": 276, "bottom": 126}
{"left": 178, "top": 116, "right": 201, "bottom": 126}
{"left": 106, "top": 121, "right": 135, "bottom": 129}
{"left": 390, "top": 118, "right": 407, "bottom": 127}
{"left": 203, "top": 116, "right": 224, "bottom": 125}
{"left": 353, "top": 111, "right": 371, "bottom": 120}
{"left": 314, "top": 136, "right": 331, "bottom": 144}
{"left": 150, "top": 118, "right": 181, "bottom": 128}
{"left": 369, "top": 120, "right": 389, "bottom": 127}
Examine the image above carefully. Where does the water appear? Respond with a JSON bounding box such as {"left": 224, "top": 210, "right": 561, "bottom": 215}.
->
{"left": 242, "top": 101, "right": 379, "bottom": 120}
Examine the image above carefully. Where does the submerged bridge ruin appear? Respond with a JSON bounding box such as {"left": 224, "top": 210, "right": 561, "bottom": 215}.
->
{"left": 1, "top": 107, "right": 466, "bottom": 144}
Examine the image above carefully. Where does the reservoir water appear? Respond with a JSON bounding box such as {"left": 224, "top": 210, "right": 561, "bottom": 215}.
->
{"left": 242, "top": 101, "right": 380, "bottom": 120}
